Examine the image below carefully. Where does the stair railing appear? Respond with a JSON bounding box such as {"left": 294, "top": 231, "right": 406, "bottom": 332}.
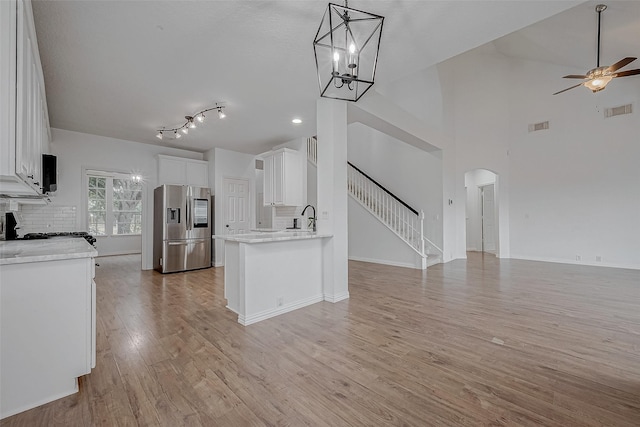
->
{"left": 307, "top": 137, "right": 442, "bottom": 264}
{"left": 347, "top": 161, "right": 443, "bottom": 259}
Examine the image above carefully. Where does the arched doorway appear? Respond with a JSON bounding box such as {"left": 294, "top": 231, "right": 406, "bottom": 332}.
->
{"left": 465, "top": 169, "right": 498, "bottom": 255}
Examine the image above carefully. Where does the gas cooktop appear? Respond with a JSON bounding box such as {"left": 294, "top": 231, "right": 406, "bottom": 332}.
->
{"left": 20, "top": 232, "right": 96, "bottom": 246}
{"left": 21, "top": 231, "right": 89, "bottom": 239}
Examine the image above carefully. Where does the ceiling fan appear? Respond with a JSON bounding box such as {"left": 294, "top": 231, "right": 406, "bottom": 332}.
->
{"left": 553, "top": 4, "right": 640, "bottom": 95}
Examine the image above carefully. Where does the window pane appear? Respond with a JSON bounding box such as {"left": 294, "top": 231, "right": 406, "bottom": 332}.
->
{"left": 88, "top": 176, "right": 107, "bottom": 235}
{"left": 89, "top": 188, "right": 105, "bottom": 200}
{"left": 113, "top": 213, "right": 142, "bottom": 235}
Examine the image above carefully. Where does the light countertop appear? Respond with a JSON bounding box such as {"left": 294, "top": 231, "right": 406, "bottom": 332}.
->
{"left": 213, "top": 231, "right": 331, "bottom": 244}
{"left": 0, "top": 238, "right": 98, "bottom": 265}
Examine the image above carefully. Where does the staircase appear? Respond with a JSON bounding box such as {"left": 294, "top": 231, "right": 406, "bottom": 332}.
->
{"left": 307, "top": 137, "right": 442, "bottom": 269}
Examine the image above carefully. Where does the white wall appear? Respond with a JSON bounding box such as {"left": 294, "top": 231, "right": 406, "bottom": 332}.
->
{"left": 347, "top": 123, "right": 443, "bottom": 268}
{"left": 436, "top": 45, "right": 640, "bottom": 269}
{"left": 51, "top": 128, "right": 202, "bottom": 267}
{"left": 506, "top": 58, "right": 640, "bottom": 269}
{"left": 212, "top": 147, "right": 255, "bottom": 266}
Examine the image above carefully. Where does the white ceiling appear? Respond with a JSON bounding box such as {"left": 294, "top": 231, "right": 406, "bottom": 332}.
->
{"left": 30, "top": 1, "right": 639, "bottom": 155}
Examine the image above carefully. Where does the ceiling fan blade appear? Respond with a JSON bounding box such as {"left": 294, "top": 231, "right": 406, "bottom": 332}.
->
{"left": 614, "top": 69, "right": 640, "bottom": 78}
{"left": 563, "top": 74, "right": 587, "bottom": 79}
{"left": 607, "top": 57, "right": 637, "bottom": 72}
{"left": 553, "top": 83, "right": 584, "bottom": 95}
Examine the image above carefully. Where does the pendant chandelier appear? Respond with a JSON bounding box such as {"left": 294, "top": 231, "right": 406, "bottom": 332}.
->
{"left": 313, "top": 1, "right": 384, "bottom": 102}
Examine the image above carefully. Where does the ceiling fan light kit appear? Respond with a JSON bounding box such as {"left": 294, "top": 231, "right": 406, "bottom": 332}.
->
{"left": 313, "top": 1, "right": 384, "bottom": 102}
{"left": 156, "top": 103, "right": 226, "bottom": 140}
{"left": 554, "top": 4, "right": 640, "bottom": 95}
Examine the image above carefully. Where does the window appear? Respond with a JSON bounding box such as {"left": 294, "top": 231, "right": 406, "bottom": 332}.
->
{"left": 87, "top": 171, "right": 143, "bottom": 236}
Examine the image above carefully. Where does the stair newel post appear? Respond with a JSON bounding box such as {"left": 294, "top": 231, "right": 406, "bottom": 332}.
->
{"left": 420, "top": 210, "right": 426, "bottom": 255}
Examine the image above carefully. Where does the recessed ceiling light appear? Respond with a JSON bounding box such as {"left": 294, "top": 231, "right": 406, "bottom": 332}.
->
{"left": 292, "top": 118, "right": 302, "bottom": 124}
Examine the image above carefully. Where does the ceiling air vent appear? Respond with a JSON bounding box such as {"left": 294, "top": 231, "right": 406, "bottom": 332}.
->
{"left": 528, "top": 121, "right": 549, "bottom": 132}
{"left": 255, "top": 159, "right": 264, "bottom": 170}
{"left": 604, "top": 104, "right": 632, "bottom": 118}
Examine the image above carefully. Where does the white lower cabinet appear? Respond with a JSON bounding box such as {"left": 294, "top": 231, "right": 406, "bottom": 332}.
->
{"left": 0, "top": 255, "right": 96, "bottom": 419}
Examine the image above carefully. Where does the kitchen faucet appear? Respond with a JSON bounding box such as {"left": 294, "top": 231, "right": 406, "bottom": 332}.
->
{"left": 301, "top": 204, "right": 316, "bottom": 232}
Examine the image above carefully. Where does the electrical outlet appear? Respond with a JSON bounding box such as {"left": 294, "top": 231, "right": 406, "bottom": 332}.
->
{"left": 277, "top": 297, "right": 284, "bottom": 307}
{"left": 576, "top": 255, "right": 581, "bottom": 261}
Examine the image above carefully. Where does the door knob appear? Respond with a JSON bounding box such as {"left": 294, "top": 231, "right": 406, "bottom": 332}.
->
{"left": 226, "top": 224, "right": 229, "bottom": 227}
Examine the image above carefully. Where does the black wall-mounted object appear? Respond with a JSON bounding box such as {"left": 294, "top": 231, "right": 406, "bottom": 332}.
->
{"left": 42, "top": 154, "right": 57, "bottom": 194}
{"left": 5, "top": 212, "right": 18, "bottom": 240}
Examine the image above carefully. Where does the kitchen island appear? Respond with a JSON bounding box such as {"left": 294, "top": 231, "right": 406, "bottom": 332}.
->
{"left": 0, "top": 238, "right": 97, "bottom": 419}
{"left": 214, "top": 231, "right": 332, "bottom": 325}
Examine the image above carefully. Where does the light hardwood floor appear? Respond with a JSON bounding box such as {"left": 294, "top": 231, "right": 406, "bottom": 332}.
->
{"left": 3, "top": 253, "right": 640, "bottom": 426}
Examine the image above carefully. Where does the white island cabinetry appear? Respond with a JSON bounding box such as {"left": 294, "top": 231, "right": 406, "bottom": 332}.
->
{"left": 0, "top": 239, "right": 97, "bottom": 419}
{"left": 215, "top": 232, "right": 331, "bottom": 325}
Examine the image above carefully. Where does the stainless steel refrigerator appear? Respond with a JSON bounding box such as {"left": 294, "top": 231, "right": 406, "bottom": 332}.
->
{"left": 153, "top": 185, "right": 211, "bottom": 273}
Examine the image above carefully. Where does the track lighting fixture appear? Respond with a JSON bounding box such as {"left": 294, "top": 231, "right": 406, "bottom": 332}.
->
{"left": 155, "top": 103, "right": 226, "bottom": 140}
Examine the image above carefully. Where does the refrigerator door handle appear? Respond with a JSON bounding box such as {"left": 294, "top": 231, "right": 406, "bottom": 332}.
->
{"left": 168, "top": 241, "right": 188, "bottom": 246}
{"left": 186, "top": 196, "right": 191, "bottom": 231}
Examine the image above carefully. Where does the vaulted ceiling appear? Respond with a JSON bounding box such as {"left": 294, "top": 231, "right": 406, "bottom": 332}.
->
{"left": 31, "top": 1, "right": 639, "bottom": 154}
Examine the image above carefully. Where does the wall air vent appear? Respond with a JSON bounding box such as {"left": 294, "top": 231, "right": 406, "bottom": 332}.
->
{"left": 255, "top": 159, "right": 264, "bottom": 170}
{"left": 528, "top": 121, "right": 549, "bottom": 132}
{"left": 604, "top": 104, "right": 632, "bottom": 118}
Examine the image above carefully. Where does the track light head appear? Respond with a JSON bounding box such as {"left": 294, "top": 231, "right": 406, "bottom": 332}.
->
{"left": 218, "top": 108, "right": 226, "bottom": 119}
{"left": 156, "top": 131, "right": 163, "bottom": 140}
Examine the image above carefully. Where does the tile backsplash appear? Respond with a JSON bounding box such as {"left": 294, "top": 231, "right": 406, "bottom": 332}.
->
{"left": 0, "top": 204, "right": 77, "bottom": 238}
{"left": 273, "top": 206, "right": 309, "bottom": 230}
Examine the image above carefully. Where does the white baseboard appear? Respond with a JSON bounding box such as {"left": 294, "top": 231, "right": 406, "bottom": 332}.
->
{"left": 324, "top": 292, "right": 349, "bottom": 303}
{"left": 238, "top": 294, "right": 324, "bottom": 326}
{"left": 509, "top": 254, "right": 639, "bottom": 271}
{"left": 96, "top": 250, "right": 141, "bottom": 257}
{"left": 348, "top": 255, "right": 418, "bottom": 269}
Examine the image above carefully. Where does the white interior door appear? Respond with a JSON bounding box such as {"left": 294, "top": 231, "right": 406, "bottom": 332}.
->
{"left": 223, "top": 177, "right": 250, "bottom": 235}
{"left": 481, "top": 184, "right": 496, "bottom": 253}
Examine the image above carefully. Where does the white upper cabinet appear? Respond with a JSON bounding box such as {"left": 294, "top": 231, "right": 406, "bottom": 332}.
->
{"left": 157, "top": 155, "right": 209, "bottom": 188}
{"left": 263, "top": 148, "right": 303, "bottom": 207}
{"left": 0, "top": 0, "right": 50, "bottom": 197}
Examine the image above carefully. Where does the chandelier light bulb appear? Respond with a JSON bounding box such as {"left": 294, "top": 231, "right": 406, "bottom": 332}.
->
{"left": 156, "top": 131, "right": 163, "bottom": 140}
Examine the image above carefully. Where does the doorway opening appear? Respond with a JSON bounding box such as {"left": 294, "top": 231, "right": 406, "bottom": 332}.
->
{"left": 465, "top": 169, "right": 498, "bottom": 256}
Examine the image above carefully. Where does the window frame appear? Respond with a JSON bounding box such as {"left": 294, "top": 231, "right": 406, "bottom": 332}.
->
{"left": 85, "top": 170, "right": 144, "bottom": 237}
